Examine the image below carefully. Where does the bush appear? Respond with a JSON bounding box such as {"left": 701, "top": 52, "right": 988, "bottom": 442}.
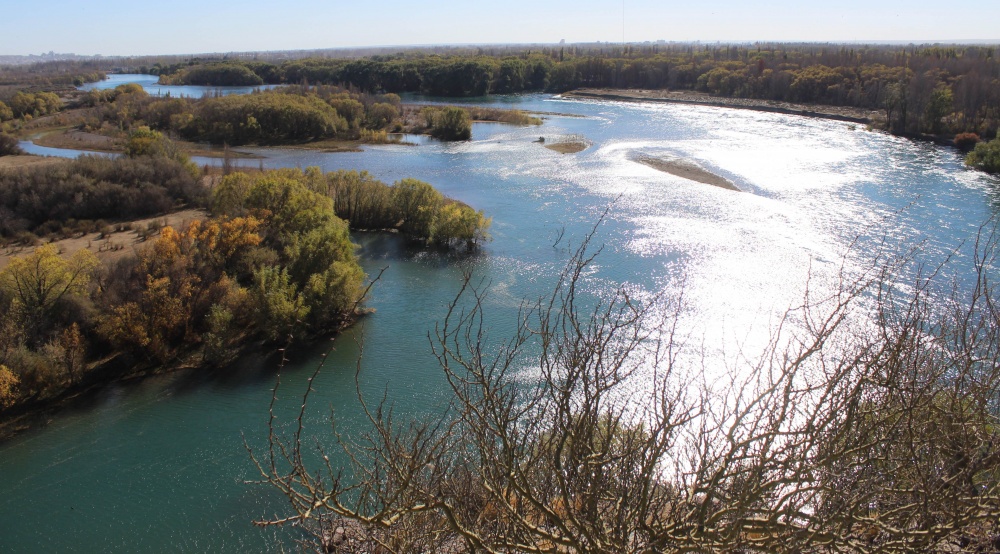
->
{"left": 955, "top": 132, "right": 980, "bottom": 152}
{"left": 966, "top": 137, "right": 1000, "bottom": 174}
{"left": 0, "top": 133, "right": 22, "bottom": 157}
{"left": 423, "top": 106, "right": 472, "bottom": 141}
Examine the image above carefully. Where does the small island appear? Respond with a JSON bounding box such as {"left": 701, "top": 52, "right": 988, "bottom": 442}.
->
{"left": 631, "top": 154, "right": 740, "bottom": 191}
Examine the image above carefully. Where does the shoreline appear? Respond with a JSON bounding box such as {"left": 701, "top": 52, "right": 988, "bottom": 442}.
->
{"left": 563, "top": 88, "right": 881, "bottom": 125}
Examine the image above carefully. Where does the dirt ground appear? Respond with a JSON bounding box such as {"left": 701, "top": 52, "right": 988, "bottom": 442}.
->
{"left": 0, "top": 209, "right": 207, "bottom": 271}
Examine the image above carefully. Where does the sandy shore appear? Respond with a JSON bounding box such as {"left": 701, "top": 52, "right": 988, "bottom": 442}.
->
{"left": 632, "top": 154, "right": 740, "bottom": 191}
{"left": 564, "top": 88, "right": 881, "bottom": 125}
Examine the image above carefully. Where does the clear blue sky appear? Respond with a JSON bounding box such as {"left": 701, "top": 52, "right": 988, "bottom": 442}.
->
{"left": 3, "top": 0, "right": 998, "bottom": 56}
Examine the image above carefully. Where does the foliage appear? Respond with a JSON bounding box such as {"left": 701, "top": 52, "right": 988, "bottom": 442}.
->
{"left": 967, "top": 137, "right": 1000, "bottom": 174}
{"left": 0, "top": 244, "right": 98, "bottom": 345}
{"left": 176, "top": 91, "right": 347, "bottom": 145}
{"left": 220, "top": 168, "right": 491, "bottom": 248}
{"left": 5, "top": 91, "right": 61, "bottom": 119}
{"left": 0, "top": 364, "right": 17, "bottom": 409}
{"left": 955, "top": 132, "right": 981, "bottom": 151}
{"left": 160, "top": 63, "right": 264, "bottom": 86}
{"left": 422, "top": 106, "right": 472, "bottom": 141}
{"left": 123, "top": 125, "right": 186, "bottom": 162}
{"left": 0, "top": 155, "right": 204, "bottom": 238}
{"left": 0, "top": 132, "right": 22, "bottom": 156}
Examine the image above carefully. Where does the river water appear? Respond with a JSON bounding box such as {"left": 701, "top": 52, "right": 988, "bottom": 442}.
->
{"left": 1, "top": 78, "right": 998, "bottom": 552}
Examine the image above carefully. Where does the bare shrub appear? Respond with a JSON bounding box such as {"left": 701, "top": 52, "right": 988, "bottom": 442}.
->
{"left": 252, "top": 226, "right": 1000, "bottom": 553}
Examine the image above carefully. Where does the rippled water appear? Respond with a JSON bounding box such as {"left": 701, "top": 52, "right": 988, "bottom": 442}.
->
{"left": 2, "top": 81, "right": 999, "bottom": 551}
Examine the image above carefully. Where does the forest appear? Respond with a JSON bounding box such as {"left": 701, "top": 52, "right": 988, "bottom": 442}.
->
{"left": 144, "top": 43, "right": 1000, "bottom": 139}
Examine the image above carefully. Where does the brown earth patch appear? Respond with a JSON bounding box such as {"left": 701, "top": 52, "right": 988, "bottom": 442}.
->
{"left": 0, "top": 209, "right": 207, "bottom": 271}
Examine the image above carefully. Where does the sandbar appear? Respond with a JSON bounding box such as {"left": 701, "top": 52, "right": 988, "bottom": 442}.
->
{"left": 632, "top": 154, "right": 740, "bottom": 191}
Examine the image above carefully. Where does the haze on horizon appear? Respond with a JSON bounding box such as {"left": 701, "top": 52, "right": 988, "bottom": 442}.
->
{"left": 3, "top": 0, "right": 998, "bottom": 57}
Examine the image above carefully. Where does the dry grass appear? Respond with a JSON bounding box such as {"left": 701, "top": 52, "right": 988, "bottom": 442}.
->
{"left": 0, "top": 155, "right": 69, "bottom": 170}
{"left": 0, "top": 209, "right": 207, "bottom": 271}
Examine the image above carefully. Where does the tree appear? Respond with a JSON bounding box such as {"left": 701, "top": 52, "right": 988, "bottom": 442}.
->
{"left": 392, "top": 178, "right": 443, "bottom": 240}
{"left": 924, "top": 87, "right": 953, "bottom": 134}
{"left": 0, "top": 245, "right": 98, "bottom": 345}
{"left": 0, "top": 364, "right": 18, "bottom": 409}
{"left": 425, "top": 106, "right": 472, "bottom": 141}
{"left": 123, "top": 126, "right": 185, "bottom": 162}
{"left": 0, "top": 133, "right": 23, "bottom": 157}
{"left": 253, "top": 224, "right": 1000, "bottom": 553}
{"left": 967, "top": 137, "right": 1000, "bottom": 175}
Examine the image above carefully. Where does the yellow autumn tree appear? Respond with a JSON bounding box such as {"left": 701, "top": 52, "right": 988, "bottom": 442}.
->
{"left": 0, "top": 244, "right": 98, "bottom": 345}
{"left": 0, "top": 364, "right": 18, "bottom": 409}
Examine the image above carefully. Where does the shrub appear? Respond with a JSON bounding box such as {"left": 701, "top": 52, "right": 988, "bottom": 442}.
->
{"left": 955, "top": 132, "right": 980, "bottom": 152}
{"left": 966, "top": 137, "right": 1000, "bottom": 174}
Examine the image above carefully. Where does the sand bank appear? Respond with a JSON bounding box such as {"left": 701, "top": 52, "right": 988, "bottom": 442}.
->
{"left": 632, "top": 154, "right": 740, "bottom": 191}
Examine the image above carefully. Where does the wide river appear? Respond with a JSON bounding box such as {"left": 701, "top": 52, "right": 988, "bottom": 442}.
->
{"left": 2, "top": 77, "right": 998, "bottom": 551}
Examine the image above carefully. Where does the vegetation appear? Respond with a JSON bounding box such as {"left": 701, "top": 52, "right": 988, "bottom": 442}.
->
{"left": 0, "top": 157, "right": 488, "bottom": 418}
{"left": 143, "top": 44, "right": 1000, "bottom": 141}
{"left": 0, "top": 154, "right": 203, "bottom": 239}
{"left": 0, "top": 61, "right": 104, "bottom": 88}
{"left": 225, "top": 168, "right": 491, "bottom": 248}
{"left": 421, "top": 106, "right": 472, "bottom": 140}
{"left": 966, "top": 137, "right": 1000, "bottom": 174}
{"left": 256, "top": 226, "right": 1000, "bottom": 553}
{"left": 0, "top": 133, "right": 22, "bottom": 156}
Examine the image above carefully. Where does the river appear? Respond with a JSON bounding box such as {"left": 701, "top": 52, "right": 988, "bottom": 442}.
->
{"left": 1, "top": 77, "right": 998, "bottom": 552}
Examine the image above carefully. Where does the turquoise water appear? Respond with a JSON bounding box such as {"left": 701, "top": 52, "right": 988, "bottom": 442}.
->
{"left": 2, "top": 78, "right": 999, "bottom": 552}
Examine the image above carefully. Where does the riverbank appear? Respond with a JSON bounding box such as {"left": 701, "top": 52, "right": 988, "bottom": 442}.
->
{"left": 563, "top": 88, "right": 882, "bottom": 125}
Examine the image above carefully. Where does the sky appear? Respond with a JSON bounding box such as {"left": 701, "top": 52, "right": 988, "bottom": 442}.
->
{"left": 2, "top": 0, "right": 998, "bottom": 57}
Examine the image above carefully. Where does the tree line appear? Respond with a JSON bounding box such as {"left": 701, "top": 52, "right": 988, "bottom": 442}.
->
{"left": 149, "top": 44, "right": 1000, "bottom": 140}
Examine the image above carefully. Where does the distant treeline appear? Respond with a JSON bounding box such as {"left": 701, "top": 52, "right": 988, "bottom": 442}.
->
{"left": 150, "top": 44, "right": 1000, "bottom": 138}
{"left": 0, "top": 60, "right": 105, "bottom": 88}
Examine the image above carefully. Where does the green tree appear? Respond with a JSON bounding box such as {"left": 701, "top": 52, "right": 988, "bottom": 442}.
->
{"left": 123, "top": 126, "right": 187, "bottom": 164}
{"left": 966, "top": 137, "right": 1000, "bottom": 174}
{"left": 924, "top": 87, "right": 953, "bottom": 134}
{"left": 392, "top": 178, "right": 443, "bottom": 239}
{"left": 253, "top": 266, "right": 309, "bottom": 341}
{"left": 426, "top": 106, "right": 472, "bottom": 141}
{"left": 0, "top": 245, "right": 98, "bottom": 344}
